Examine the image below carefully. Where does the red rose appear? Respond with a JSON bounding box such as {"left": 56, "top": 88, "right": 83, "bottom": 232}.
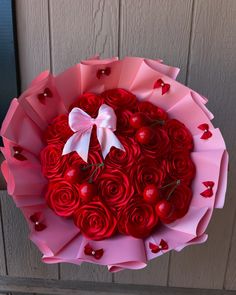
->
{"left": 164, "top": 119, "right": 193, "bottom": 151}
{"left": 74, "top": 201, "right": 117, "bottom": 240}
{"left": 140, "top": 127, "right": 170, "bottom": 159}
{"left": 44, "top": 114, "right": 73, "bottom": 144}
{"left": 98, "top": 169, "right": 134, "bottom": 215}
{"left": 105, "top": 135, "right": 140, "bottom": 170}
{"left": 115, "top": 109, "right": 135, "bottom": 135}
{"left": 118, "top": 200, "right": 158, "bottom": 238}
{"left": 138, "top": 101, "right": 168, "bottom": 121}
{"left": 131, "top": 158, "right": 166, "bottom": 195}
{"left": 69, "top": 92, "right": 104, "bottom": 118}
{"left": 167, "top": 151, "right": 195, "bottom": 184}
{"left": 160, "top": 184, "right": 192, "bottom": 223}
{"left": 40, "top": 144, "right": 67, "bottom": 179}
{"left": 101, "top": 88, "right": 137, "bottom": 110}
{"left": 46, "top": 181, "right": 81, "bottom": 217}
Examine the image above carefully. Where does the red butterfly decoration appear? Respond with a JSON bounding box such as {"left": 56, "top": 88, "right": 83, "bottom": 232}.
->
{"left": 37, "top": 88, "right": 53, "bottom": 104}
{"left": 198, "top": 123, "right": 212, "bottom": 140}
{"left": 149, "top": 239, "right": 169, "bottom": 254}
{"left": 29, "top": 212, "right": 47, "bottom": 231}
{"left": 200, "top": 181, "right": 215, "bottom": 198}
{"left": 153, "top": 79, "right": 170, "bottom": 95}
{"left": 12, "top": 146, "right": 27, "bottom": 161}
{"left": 97, "top": 67, "right": 111, "bottom": 79}
{"left": 84, "top": 243, "right": 104, "bottom": 260}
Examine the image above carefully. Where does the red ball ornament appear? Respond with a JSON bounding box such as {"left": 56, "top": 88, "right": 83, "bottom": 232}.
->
{"left": 155, "top": 200, "right": 173, "bottom": 218}
{"left": 143, "top": 184, "right": 160, "bottom": 204}
{"left": 129, "top": 112, "right": 148, "bottom": 129}
{"left": 78, "top": 182, "right": 98, "bottom": 202}
{"left": 64, "top": 166, "right": 83, "bottom": 183}
{"left": 135, "top": 127, "right": 153, "bottom": 145}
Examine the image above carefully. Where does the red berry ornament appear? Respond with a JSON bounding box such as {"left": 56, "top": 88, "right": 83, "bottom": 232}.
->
{"left": 135, "top": 127, "right": 153, "bottom": 145}
{"left": 155, "top": 200, "right": 173, "bottom": 219}
{"left": 143, "top": 184, "right": 160, "bottom": 204}
{"left": 65, "top": 166, "right": 83, "bottom": 183}
{"left": 78, "top": 182, "right": 98, "bottom": 202}
{"left": 129, "top": 112, "right": 148, "bottom": 129}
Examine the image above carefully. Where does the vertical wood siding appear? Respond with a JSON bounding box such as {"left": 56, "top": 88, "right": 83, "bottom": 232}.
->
{"left": 169, "top": 0, "right": 236, "bottom": 290}
{"left": 0, "top": 0, "right": 235, "bottom": 292}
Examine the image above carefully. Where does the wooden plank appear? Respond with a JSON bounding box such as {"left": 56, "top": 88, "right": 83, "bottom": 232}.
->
{"left": 49, "top": 0, "right": 119, "bottom": 282}
{"left": 0, "top": 192, "right": 6, "bottom": 275}
{"left": 115, "top": 0, "right": 194, "bottom": 285}
{"left": 119, "top": 0, "right": 194, "bottom": 83}
{"left": 169, "top": 0, "right": 236, "bottom": 289}
{"left": 15, "top": 0, "right": 51, "bottom": 90}
{"left": 0, "top": 276, "right": 235, "bottom": 295}
{"left": 60, "top": 264, "right": 111, "bottom": 282}
{"left": 49, "top": 0, "right": 119, "bottom": 74}
{"left": 0, "top": 191, "right": 58, "bottom": 279}
{"left": 224, "top": 213, "right": 236, "bottom": 290}
{"left": 114, "top": 255, "right": 169, "bottom": 286}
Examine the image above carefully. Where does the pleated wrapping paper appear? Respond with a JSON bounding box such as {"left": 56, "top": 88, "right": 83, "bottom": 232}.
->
{"left": 0, "top": 56, "right": 228, "bottom": 272}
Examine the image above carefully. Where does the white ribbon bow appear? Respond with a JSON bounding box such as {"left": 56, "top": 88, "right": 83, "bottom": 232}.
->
{"left": 62, "top": 104, "right": 125, "bottom": 162}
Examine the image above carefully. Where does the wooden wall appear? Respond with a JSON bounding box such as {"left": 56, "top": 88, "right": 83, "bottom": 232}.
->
{"left": 0, "top": 0, "right": 236, "bottom": 294}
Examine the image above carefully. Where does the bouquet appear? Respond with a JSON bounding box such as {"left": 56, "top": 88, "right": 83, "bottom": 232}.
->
{"left": 1, "top": 56, "right": 228, "bottom": 272}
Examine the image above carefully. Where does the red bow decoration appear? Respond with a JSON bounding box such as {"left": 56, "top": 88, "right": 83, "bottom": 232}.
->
{"left": 12, "top": 146, "right": 27, "bottom": 161}
{"left": 84, "top": 243, "right": 104, "bottom": 260}
{"left": 29, "top": 212, "right": 47, "bottom": 231}
{"left": 97, "top": 67, "right": 111, "bottom": 79}
{"left": 200, "top": 181, "right": 215, "bottom": 198}
{"left": 198, "top": 123, "right": 212, "bottom": 140}
{"left": 37, "top": 88, "right": 53, "bottom": 104}
{"left": 153, "top": 79, "right": 170, "bottom": 95}
{"left": 149, "top": 239, "right": 169, "bottom": 254}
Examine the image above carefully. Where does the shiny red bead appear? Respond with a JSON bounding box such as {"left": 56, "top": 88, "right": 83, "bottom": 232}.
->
{"left": 129, "top": 112, "right": 148, "bottom": 129}
{"left": 155, "top": 200, "right": 173, "bottom": 218}
{"left": 135, "top": 127, "right": 153, "bottom": 145}
{"left": 78, "top": 182, "right": 98, "bottom": 202}
{"left": 143, "top": 184, "right": 160, "bottom": 204}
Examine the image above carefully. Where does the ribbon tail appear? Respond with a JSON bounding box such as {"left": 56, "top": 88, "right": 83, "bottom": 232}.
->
{"left": 62, "top": 128, "right": 92, "bottom": 162}
{"left": 97, "top": 128, "right": 125, "bottom": 159}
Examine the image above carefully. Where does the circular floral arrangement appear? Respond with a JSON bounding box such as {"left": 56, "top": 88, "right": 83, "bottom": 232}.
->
{"left": 1, "top": 56, "right": 228, "bottom": 272}
{"left": 41, "top": 89, "right": 195, "bottom": 240}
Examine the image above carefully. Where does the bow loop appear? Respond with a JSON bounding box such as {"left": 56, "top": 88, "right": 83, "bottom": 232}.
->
{"left": 62, "top": 104, "right": 124, "bottom": 162}
{"left": 69, "top": 108, "right": 92, "bottom": 132}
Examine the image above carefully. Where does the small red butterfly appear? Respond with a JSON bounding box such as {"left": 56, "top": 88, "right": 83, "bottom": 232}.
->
{"left": 198, "top": 123, "right": 212, "bottom": 140}
{"left": 149, "top": 239, "right": 169, "bottom": 253}
{"left": 200, "top": 181, "right": 214, "bottom": 198}
{"left": 97, "top": 67, "right": 111, "bottom": 79}
{"left": 12, "top": 146, "right": 27, "bottom": 161}
{"left": 153, "top": 79, "right": 170, "bottom": 95}
{"left": 37, "top": 88, "right": 53, "bottom": 104}
{"left": 29, "top": 212, "right": 47, "bottom": 231}
{"left": 84, "top": 243, "right": 104, "bottom": 259}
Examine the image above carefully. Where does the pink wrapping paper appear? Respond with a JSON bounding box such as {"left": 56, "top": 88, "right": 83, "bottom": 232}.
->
{"left": 0, "top": 56, "right": 228, "bottom": 272}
